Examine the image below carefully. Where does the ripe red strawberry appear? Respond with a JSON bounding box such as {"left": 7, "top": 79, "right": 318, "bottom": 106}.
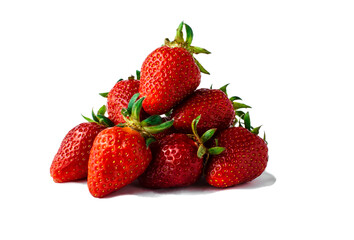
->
{"left": 171, "top": 87, "right": 235, "bottom": 134}
{"left": 102, "top": 73, "right": 148, "bottom": 125}
{"left": 139, "top": 116, "right": 224, "bottom": 188}
{"left": 139, "top": 22, "right": 210, "bottom": 115}
{"left": 87, "top": 94, "right": 174, "bottom": 197}
{"left": 87, "top": 126, "right": 152, "bottom": 197}
{"left": 205, "top": 117, "right": 268, "bottom": 187}
{"left": 50, "top": 107, "right": 113, "bottom": 183}
{"left": 138, "top": 133, "right": 201, "bottom": 188}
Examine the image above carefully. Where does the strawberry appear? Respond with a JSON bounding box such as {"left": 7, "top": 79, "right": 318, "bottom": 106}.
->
{"left": 50, "top": 106, "right": 113, "bottom": 183}
{"left": 87, "top": 94, "right": 174, "bottom": 197}
{"left": 139, "top": 22, "right": 210, "bottom": 115}
{"left": 171, "top": 86, "right": 236, "bottom": 134}
{"left": 139, "top": 116, "right": 224, "bottom": 188}
{"left": 205, "top": 112, "right": 268, "bottom": 187}
{"left": 101, "top": 71, "right": 148, "bottom": 125}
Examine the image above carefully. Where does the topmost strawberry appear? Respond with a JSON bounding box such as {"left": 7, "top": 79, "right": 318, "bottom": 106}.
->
{"left": 139, "top": 22, "right": 210, "bottom": 115}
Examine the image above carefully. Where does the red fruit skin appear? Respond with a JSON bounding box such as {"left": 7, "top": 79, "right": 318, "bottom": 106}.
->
{"left": 205, "top": 127, "right": 268, "bottom": 188}
{"left": 171, "top": 88, "right": 235, "bottom": 134}
{"left": 50, "top": 122, "right": 106, "bottom": 183}
{"left": 107, "top": 79, "right": 148, "bottom": 125}
{"left": 87, "top": 127, "right": 152, "bottom": 198}
{"left": 138, "top": 133, "right": 203, "bottom": 188}
{"left": 139, "top": 46, "right": 201, "bottom": 115}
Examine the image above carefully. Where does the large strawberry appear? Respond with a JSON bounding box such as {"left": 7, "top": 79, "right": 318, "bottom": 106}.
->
{"left": 100, "top": 71, "right": 148, "bottom": 125}
{"left": 205, "top": 112, "right": 268, "bottom": 187}
{"left": 139, "top": 22, "right": 210, "bottom": 115}
{"left": 139, "top": 116, "right": 224, "bottom": 188}
{"left": 50, "top": 106, "right": 113, "bottom": 183}
{"left": 171, "top": 85, "right": 245, "bottom": 134}
{"left": 87, "top": 94, "right": 174, "bottom": 198}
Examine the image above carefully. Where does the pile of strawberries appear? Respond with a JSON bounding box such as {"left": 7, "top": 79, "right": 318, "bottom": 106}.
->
{"left": 50, "top": 22, "right": 269, "bottom": 198}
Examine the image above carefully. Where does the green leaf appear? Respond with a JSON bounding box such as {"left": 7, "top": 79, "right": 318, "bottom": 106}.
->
{"left": 143, "top": 120, "right": 174, "bottom": 134}
{"left": 229, "top": 96, "right": 242, "bottom": 101}
{"left": 191, "top": 115, "right": 201, "bottom": 138}
{"left": 251, "top": 125, "right": 262, "bottom": 135}
{"left": 175, "top": 22, "right": 184, "bottom": 43}
{"left": 164, "top": 109, "right": 173, "bottom": 117}
{"left": 210, "top": 84, "right": 213, "bottom": 89}
{"left": 244, "top": 112, "right": 251, "bottom": 131}
{"left": 92, "top": 109, "right": 99, "bottom": 122}
{"left": 99, "top": 92, "right": 109, "bottom": 98}
{"left": 219, "top": 84, "right": 229, "bottom": 95}
{"left": 98, "top": 105, "right": 106, "bottom": 116}
{"left": 233, "top": 102, "right": 251, "bottom": 110}
{"left": 97, "top": 114, "right": 114, "bottom": 127}
{"left": 116, "top": 123, "right": 126, "bottom": 128}
{"left": 117, "top": 78, "right": 123, "bottom": 83}
{"left": 141, "top": 115, "right": 163, "bottom": 127}
{"left": 197, "top": 145, "right": 207, "bottom": 158}
{"left": 200, "top": 128, "right": 217, "bottom": 144}
{"left": 131, "top": 97, "right": 145, "bottom": 122}
{"left": 190, "top": 46, "right": 211, "bottom": 54}
{"left": 235, "top": 110, "right": 246, "bottom": 118}
{"left": 145, "top": 137, "right": 156, "bottom": 148}
{"left": 121, "top": 108, "right": 129, "bottom": 117}
{"left": 136, "top": 70, "right": 141, "bottom": 80}
{"left": 193, "top": 57, "right": 210, "bottom": 75}
{"left": 82, "top": 114, "right": 95, "bottom": 123}
{"left": 184, "top": 23, "right": 193, "bottom": 46}
{"left": 127, "top": 93, "right": 140, "bottom": 115}
{"left": 263, "top": 132, "right": 268, "bottom": 145}
{"left": 214, "top": 138, "right": 219, "bottom": 146}
{"left": 208, "top": 147, "right": 225, "bottom": 155}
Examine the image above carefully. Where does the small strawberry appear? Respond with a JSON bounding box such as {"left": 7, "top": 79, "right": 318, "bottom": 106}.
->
{"left": 138, "top": 116, "right": 224, "bottom": 188}
{"left": 139, "top": 22, "right": 210, "bottom": 115}
{"left": 205, "top": 112, "right": 268, "bottom": 187}
{"left": 100, "top": 71, "right": 148, "bottom": 125}
{"left": 87, "top": 94, "right": 174, "bottom": 198}
{"left": 50, "top": 106, "right": 114, "bottom": 183}
{"left": 171, "top": 84, "right": 244, "bottom": 134}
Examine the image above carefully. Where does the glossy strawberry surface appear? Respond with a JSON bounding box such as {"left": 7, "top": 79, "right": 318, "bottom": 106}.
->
{"left": 171, "top": 88, "right": 235, "bottom": 134}
{"left": 87, "top": 127, "right": 152, "bottom": 198}
{"left": 139, "top": 46, "right": 201, "bottom": 115}
{"left": 50, "top": 122, "right": 106, "bottom": 183}
{"left": 138, "top": 133, "right": 203, "bottom": 188}
{"left": 107, "top": 79, "right": 140, "bottom": 125}
{"left": 205, "top": 127, "right": 268, "bottom": 187}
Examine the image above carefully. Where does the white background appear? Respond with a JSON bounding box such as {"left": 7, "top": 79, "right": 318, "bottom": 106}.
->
{"left": 1, "top": 0, "right": 353, "bottom": 239}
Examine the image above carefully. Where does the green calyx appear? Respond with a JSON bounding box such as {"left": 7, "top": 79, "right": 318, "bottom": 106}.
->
{"left": 164, "top": 21, "right": 211, "bottom": 75}
{"left": 189, "top": 115, "right": 225, "bottom": 159}
{"left": 99, "top": 70, "right": 141, "bottom": 98}
{"left": 217, "top": 83, "right": 265, "bottom": 140}
{"left": 118, "top": 93, "right": 174, "bottom": 145}
{"left": 82, "top": 105, "right": 115, "bottom": 127}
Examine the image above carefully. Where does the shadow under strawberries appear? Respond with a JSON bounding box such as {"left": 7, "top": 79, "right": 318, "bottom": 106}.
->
{"left": 104, "top": 171, "right": 276, "bottom": 198}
